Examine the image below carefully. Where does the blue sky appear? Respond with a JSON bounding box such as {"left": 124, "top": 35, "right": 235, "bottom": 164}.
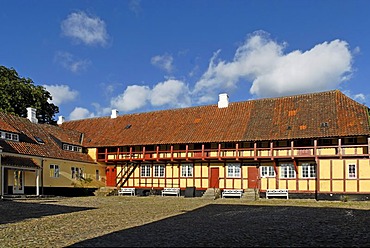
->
{"left": 1, "top": 0, "right": 369, "bottom": 121}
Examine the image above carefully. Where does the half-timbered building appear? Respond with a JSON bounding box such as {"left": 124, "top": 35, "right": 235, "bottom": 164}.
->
{"left": 59, "top": 90, "right": 370, "bottom": 200}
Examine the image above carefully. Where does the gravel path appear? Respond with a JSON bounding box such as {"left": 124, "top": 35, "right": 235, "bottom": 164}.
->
{"left": 0, "top": 196, "right": 369, "bottom": 247}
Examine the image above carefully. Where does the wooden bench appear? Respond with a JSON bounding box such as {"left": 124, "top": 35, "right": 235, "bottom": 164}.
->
{"left": 266, "top": 189, "right": 288, "bottom": 199}
{"left": 118, "top": 188, "right": 135, "bottom": 196}
{"left": 161, "top": 188, "right": 180, "bottom": 197}
{"left": 222, "top": 189, "right": 243, "bottom": 198}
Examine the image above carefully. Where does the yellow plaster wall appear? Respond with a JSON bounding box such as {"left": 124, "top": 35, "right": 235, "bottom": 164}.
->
{"left": 332, "top": 180, "right": 344, "bottom": 192}
{"left": 298, "top": 181, "right": 308, "bottom": 190}
{"left": 320, "top": 180, "right": 330, "bottom": 191}
{"left": 277, "top": 180, "right": 296, "bottom": 190}
{"left": 308, "top": 180, "right": 316, "bottom": 191}
{"left": 24, "top": 171, "right": 36, "bottom": 185}
{"left": 332, "top": 160, "right": 344, "bottom": 179}
{"left": 43, "top": 159, "right": 105, "bottom": 188}
{"left": 88, "top": 148, "right": 97, "bottom": 161}
{"left": 318, "top": 148, "right": 336, "bottom": 155}
{"left": 359, "top": 181, "right": 370, "bottom": 192}
{"left": 319, "top": 160, "right": 331, "bottom": 179}
{"left": 358, "top": 160, "right": 370, "bottom": 179}
{"left": 345, "top": 180, "right": 358, "bottom": 192}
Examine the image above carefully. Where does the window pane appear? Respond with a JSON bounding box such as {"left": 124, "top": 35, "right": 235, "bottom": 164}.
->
{"left": 181, "top": 164, "right": 193, "bottom": 177}
{"left": 280, "top": 163, "right": 296, "bottom": 178}
{"left": 227, "top": 163, "right": 241, "bottom": 178}
{"left": 348, "top": 164, "right": 356, "bottom": 178}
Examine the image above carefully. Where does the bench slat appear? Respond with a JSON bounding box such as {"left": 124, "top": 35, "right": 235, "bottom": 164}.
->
{"left": 118, "top": 188, "right": 135, "bottom": 196}
{"left": 266, "top": 189, "right": 288, "bottom": 199}
{"left": 162, "top": 188, "right": 180, "bottom": 197}
{"left": 222, "top": 189, "right": 243, "bottom": 198}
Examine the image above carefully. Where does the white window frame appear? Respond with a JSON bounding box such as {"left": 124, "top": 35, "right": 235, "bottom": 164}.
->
{"left": 63, "top": 144, "right": 82, "bottom": 152}
{"left": 260, "top": 166, "right": 275, "bottom": 178}
{"left": 141, "top": 165, "right": 151, "bottom": 177}
{"left": 0, "top": 131, "right": 19, "bottom": 141}
{"left": 50, "top": 164, "right": 60, "bottom": 178}
{"left": 154, "top": 164, "right": 165, "bottom": 177}
{"left": 348, "top": 164, "right": 357, "bottom": 179}
{"left": 280, "top": 163, "right": 296, "bottom": 178}
{"left": 227, "top": 163, "right": 241, "bottom": 178}
{"left": 181, "top": 163, "right": 193, "bottom": 177}
{"left": 71, "top": 166, "right": 85, "bottom": 179}
{"left": 301, "top": 163, "right": 316, "bottom": 178}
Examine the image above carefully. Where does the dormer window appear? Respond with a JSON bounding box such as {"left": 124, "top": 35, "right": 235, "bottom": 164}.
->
{"left": 34, "top": 136, "right": 45, "bottom": 144}
{"left": 0, "top": 131, "right": 19, "bottom": 141}
{"left": 63, "top": 143, "right": 82, "bottom": 153}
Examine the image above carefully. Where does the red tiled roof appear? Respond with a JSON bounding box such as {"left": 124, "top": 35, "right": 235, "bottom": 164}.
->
{"left": 2, "top": 155, "right": 39, "bottom": 169}
{"left": 61, "top": 90, "right": 370, "bottom": 147}
{"left": 0, "top": 112, "right": 95, "bottom": 163}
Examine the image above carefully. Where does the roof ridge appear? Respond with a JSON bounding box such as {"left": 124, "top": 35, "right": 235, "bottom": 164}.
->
{"left": 63, "top": 90, "right": 341, "bottom": 124}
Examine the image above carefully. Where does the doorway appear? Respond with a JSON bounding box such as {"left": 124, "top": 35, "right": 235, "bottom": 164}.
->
{"left": 13, "top": 170, "right": 24, "bottom": 194}
{"left": 105, "top": 167, "right": 117, "bottom": 187}
{"left": 209, "top": 167, "right": 219, "bottom": 188}
{"left": 247, "top": 166, "right": 259, "bottom": 189}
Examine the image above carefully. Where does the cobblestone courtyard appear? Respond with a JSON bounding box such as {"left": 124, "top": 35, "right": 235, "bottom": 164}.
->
{"left": 0, "top": 196, "right": 369, "bottom": 247}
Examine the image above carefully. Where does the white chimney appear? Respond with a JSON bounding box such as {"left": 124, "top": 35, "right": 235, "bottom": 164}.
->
{"left": 111, "top": 109, "right": 118, "bottom": 119}
{"left": 218, "top": 93, "right": 229, "bottom": 108}
{"left": 57, "top": 116, "right": 65, "bottom": 125}
{"left": 26, "top": 107, "right": 38, "bottom": 124}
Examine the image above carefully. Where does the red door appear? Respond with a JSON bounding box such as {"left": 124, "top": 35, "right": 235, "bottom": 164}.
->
{"left": 248, "top": 166, "right": 259, "bottom": 189}
{"left": 209, "top": 167, "right": 219, "bottom": 188}
{"left": 106, "top": 167, "right": 117, "bottom": 187}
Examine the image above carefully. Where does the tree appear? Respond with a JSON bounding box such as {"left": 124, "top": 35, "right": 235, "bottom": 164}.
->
{"left": 0, "top": 65, "right": 59, "bottom": 124}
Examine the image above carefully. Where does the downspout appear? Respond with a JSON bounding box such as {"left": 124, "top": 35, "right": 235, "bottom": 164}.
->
{"left": 41, "top": 158, "right": 44, "bottom": 196}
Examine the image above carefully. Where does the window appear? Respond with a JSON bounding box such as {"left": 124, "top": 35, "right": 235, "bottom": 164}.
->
{"left": 50, "top": 164, "right": 60, "bottom": 178}
{"left": 34, "top": 136, "right": 44, "bottom": 144}
{"left": 71, "top": 167, "right": 76, "bottom": 179}
{"left": 0, "top": 131, "right": 19, "bottom": 141}
{"left": 141, "top": 165, "right": 151, "bottom": 177}
{"left": 227, "top": 163, "right": 241, "bottom": 178}
{"left": 348, "top": 164, "right": 357, "bottom": 179}
{"left": 280, "top": 163, "right": 296, "bottom": 178}
{"left": 181, "top": 164, "right": 193, "bottom": 177}
{"left": 12, "top": 134, "right": 19, "bottom": 141}
{"left": 63, "top": 144, "right": 82, "bottom": 152}
{"left": 260, "top": 166, "right": 275, "bottom": 178}
{"left": 301, "top": 163, "right": 316, "bottom": 178}
{"left": 154, "top": 164, "right": 165, "bottom": 177}
{"left": 71, "top": 167, "right": 85, "bottom": 179}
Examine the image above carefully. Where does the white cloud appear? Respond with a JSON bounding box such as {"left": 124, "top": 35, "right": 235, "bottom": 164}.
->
{"left": 54, "top": 51, "right": 91, "bottom": 73}
{"left": 343, "top": 90, "right": 368, "bottom": 105}
{"left": 91, "top": 102, "right": 112, "bottom": 116}
{"left": 110, "top": 79, "right": 191, "bottom": 112}
{"left": 151, "top": 54, "right": 174, "bottom": 73}
{"left": 69, "top": 107, "right": 95, "bottom": 120}
{"left": 61, "top": 11, "right": 109, "bottom": 46}
{"left": 43, "top": 84, "right": 79, "bottom": 106}
{"left": 193, "top": 31, "right": 354, "bottom": 103}
{"left": 353, "top": 93, "right": 366, "bottom": 103}
{"left": 111, "top": 85, "right": 151, "bottom": 112}
{"left": 151, "top": 79, "right": 191, "bottom": 107}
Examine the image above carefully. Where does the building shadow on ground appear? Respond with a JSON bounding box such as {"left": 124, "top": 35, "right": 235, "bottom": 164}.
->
{"left": 70, "top": 204, "right": 370, "bottom": 247}
{"left": 0, "top": 200, "right": 95, "bottom": 224}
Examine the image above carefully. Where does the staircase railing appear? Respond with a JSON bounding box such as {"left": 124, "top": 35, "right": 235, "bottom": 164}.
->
{"left": 115, "top": 162, "right": 139, "bottom": 188}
